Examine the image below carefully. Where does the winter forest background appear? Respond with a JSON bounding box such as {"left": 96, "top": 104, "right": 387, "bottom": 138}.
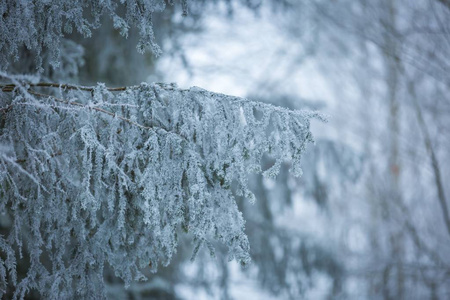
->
{"left": 1, "top": 0, "right": 450, "bottom": 299}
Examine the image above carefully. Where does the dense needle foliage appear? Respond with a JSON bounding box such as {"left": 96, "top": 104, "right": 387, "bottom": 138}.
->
{"left": 0, "top": 0, "right": 192, "bottom": 72}
{"left": 0, "top": 77, "right": 319, "bottom": 298}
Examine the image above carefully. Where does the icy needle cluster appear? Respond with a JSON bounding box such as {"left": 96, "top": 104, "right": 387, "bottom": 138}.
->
{"left": 0, "top": 79, "right": 319, "bottom": 298}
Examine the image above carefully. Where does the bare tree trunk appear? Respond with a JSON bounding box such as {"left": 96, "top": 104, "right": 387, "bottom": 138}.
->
{"left": 383, "top": 1, "right": 405, "bottom": 298}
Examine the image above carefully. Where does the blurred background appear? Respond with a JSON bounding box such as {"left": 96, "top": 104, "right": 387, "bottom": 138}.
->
{"left": 62, "top": 0, "right": 450, "bottom": 299}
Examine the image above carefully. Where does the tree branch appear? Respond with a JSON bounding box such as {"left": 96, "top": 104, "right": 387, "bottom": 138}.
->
{"left": 0, "top": 82, "right": 181, "bottom": 93}
{"left": 1, "top": 83, "right": 188, "bottom": 143}
{"left": 27, "top": 90, "right": 153, "bottom": 130}
{"left": 408, "top": 81, "right": 450, "bottom": 239}
{"left": 1, "top": 82, "right": 127, "bottom": 92}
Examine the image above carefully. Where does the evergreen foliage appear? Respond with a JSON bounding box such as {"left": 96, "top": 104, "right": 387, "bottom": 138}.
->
{"left": 0, "top": 40, "right": 320, "bottom": 300}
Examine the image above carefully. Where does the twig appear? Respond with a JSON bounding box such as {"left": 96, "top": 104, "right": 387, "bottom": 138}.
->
{"left": 0, "top": 82, "right": 181, "bottom": 93}
{"left": 1, "top": 82, "right": 128, "bottom": 93}
{"left": 27, "top": 90, "right": 152, "bottom": 130}
{"left": 15, "top": 151, "right": 62, "bottom": 164}
{"left": 0, "top": 104, "right": 13, "bottom": 113}
{"left": 408, "top": 80, "right": 450, "bottom": 239}
{"left": 1, "top": 84, "right": 188, "bottom": 143}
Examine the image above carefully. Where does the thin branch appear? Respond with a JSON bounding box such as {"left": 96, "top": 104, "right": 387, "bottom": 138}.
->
{"left": 1, "top": 154, "right": 47, "bottom": 192}
{"left": 15, "top": 151, "right": 62, "bottom": 164}
{"left": 27, "top": 90, "right": 152, "bottom": 130}
{"left": 1, "top": 83, "right": 188, "bottom": 143}
{"left": 0, "top": 104, "right": 13, "bottom": 113}
{"left": 408, "top": 80, "right": 450, "bottom": 239}
{"left": 1, "top": 82, "right": 128, "bottom": 93}
{"left": 0, "top": 82, "right": 182, "bottom": 93}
